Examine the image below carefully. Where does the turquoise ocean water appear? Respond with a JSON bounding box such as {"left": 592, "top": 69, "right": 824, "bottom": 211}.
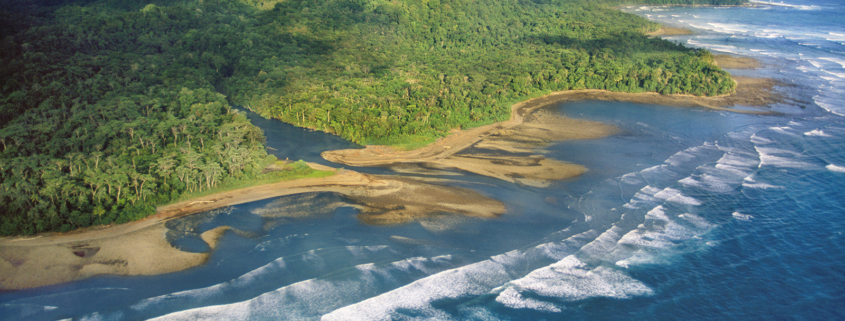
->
{"left": 2, "top": 1, "right": 844, "bottom": 319}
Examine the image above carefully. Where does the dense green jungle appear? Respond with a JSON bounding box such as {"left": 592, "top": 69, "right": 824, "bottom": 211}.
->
{"left": 0, "top": 0, "right": 744, "bottom": 235}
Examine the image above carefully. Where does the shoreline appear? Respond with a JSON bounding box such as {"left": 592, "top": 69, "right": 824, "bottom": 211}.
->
{"left": 0, "top": 58, "right": 784, "bottom": 290}
{"left": 0, "top": 167, "right": 362, "bottom": 290}
{"left": 0, "top": 167, "right": 506, "bottom": 290}
{"left": 322, "top": 75, "right": 783, "bottom": 170}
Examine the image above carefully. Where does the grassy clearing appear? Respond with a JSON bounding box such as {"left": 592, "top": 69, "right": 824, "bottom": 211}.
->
{"left": 170, "top": 160, "right": 336, "bottom": 204}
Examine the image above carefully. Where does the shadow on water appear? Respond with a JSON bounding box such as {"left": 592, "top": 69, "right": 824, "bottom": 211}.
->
{"left": 238, "top": 108, "right": 363, "bottom": 166}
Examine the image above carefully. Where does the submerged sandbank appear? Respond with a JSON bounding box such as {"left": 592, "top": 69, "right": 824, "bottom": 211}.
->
{"left": 253, "top": 174, "right": 505, "bottom": 226}
{"left": 713, "top": 54, "right": 761, "bottom": 69}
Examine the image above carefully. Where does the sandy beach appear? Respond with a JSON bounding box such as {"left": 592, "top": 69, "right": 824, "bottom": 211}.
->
{"left": 0, "top": 55, "right": 784, "bottom": 290}
{"left": 0, "top": 168, "right": 505, "bottom": 290}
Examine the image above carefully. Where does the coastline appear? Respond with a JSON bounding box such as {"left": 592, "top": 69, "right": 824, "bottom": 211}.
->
{"left": 0, "top": 56, "right": 783, "bottom": 290}
{"left": 0, "top": 166, "right": 361, "bottom": 290}
{"left": 0, "top": 167, "right": 506, "bottom": 290}
{"left": 322, "top": 75, "right": 783, "bottom": 171}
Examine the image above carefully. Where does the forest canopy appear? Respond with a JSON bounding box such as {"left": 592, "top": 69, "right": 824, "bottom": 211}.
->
{"left": 1, "top": 0, "right": 741, "bottom": 235}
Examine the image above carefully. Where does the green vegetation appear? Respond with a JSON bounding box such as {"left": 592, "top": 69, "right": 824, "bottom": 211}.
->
{"left": 0, "top": 0, "right": 277, "bottom": 235}
{"left": 620, "top": 0, "right": 747, "bottom": 5}
{"left": 240, "top": 0, "right": 738, "bottom": 144}
{"left": 1, "top": 0, "right": 739, "bottom": 235}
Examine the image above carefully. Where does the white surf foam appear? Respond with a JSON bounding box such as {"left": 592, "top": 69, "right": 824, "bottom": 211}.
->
{"left": 619, "top": 219, "right": 693, "bottom": 248}
{"left": 813, "top": 95, "right": 845, "bottom": 116}
{"left": 432, "top": 255, "right": 452, "bottom": 264}
{"left": 302, "top": 249, "right": 327, "bottom": 271}
{"left": 755, "top": 145, "right": 816, "bottom": 169}
{"left": 645, "top": 205, "right": 670, "bottom": 221}
{"left": 579, "top": 226, "right": 625, "bottom": 258}
{"left": 502, "top": 256, "right": 653, "bottom": 302}
{"left": 808, "top": 58, "right": 826, "bottom": 69}
{"left": 640, "top": 165, "right": 677, "bottom": 178}
{"left": 751, "top": 134, "right": 775, "bottom": 145}
{"left": 679, "top": 176, "right": 701, "bottom": 188}
{"left": 749, "top": 0, "right": 822, "bottom": 11}
{"left": 755, "top": 146, "right": 801, "bottom": 156}
{"left": 0, "top": 304, "right": 59, "bottom": 319}
{"left": 706, "top": 23, "right": 753, "bottom": 34}
{"left": 536, "top": 230, "right": 599, "bottom": 261}
{"left": 717, "top": 153, "right": 759, "bottom": 167}
{"left": 154, "top": 254, "right": 460, "bottom": 321}
{"left": 804, "top": 129, "right": 832, "bottom": 137}
{"left": 755, "top": 31, "right": 783, "bottom": 39}
{"left": 323, "top": 254, "right": 517, "bottom": 320}
{"left": 761, "top": 154, "right": 813, "bottom": 169}
{"left": 665, "top": 151, "right": 697, "bottom": 167}
{"left": 690, "top": 173, "right": 735, "bottom": 193}
{"left": 622, "top": 186, "right": 659, "bottom": 210}
{"left": 392, "top": 256, "right": 436, "bottom": 274}
{"left": 821, "top": 70, "right": 845, "bottom": 79}
{"left": 151, "top": 277, "right": 367, "bottom": 321}
{"left": 827, "top": 32, "right": 845, "bottom": 42}
{"left": 712, "top": 164, "right": 753, "bottom": 179}
{"left": 131, "top": 257, "right": 288, "bottom": 311}
{"left": 768, "top": 126, "right": 800, "bottom": 136}
{"left": 759, "top": 154, "right": 815, "bottom": 169}
{"left": 620, "top": 173, "right": 643, "bottom": 185}
{"left": 618, "top": 205, "right": 715, "bottom": 251}
{"left": 742, "top": 182, "right": 784, "bottom": 189}
{"left": 654, "top": 187, "right": 702, "bottom": 206}
{"left": 679, "top": 213, "right": 711, "bottom": 229}
{"left": 732, "top": 212, "right": 754, "bottom": 221}
{"left": 819, "top": 57, "right": 845, "bottom": 68}
{"left": 495, "top": 287, "right": 562, "bottom": 313}
{"left": 687, "top": 38, "right": 738, "bottom": 49}
{"left": 615, "top": 250, "right": 659, "bottom": 268}
{"left": 827, "top": 164, "right": 845, "bottom": 172}
{"left": 346, "top": 245, "right": 389, "bottom": 258}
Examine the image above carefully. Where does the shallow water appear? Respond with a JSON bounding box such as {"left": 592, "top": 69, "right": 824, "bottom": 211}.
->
{"left": 242, "top": 109, "right": 363, "bottom": 166}
{"left": 3, "top": 1, "right": 845, "bottom": 320}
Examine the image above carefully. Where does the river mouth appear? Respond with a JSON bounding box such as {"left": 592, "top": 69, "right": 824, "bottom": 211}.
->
{"left": 0, "top": 66, "right": 789, "bottom": 291}
{"left": 4, "top": 2, "right": 844, "bottom": 319}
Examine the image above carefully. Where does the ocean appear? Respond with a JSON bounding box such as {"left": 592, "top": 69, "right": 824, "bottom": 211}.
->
{"left": 2, "top": 0, "right": 844, "bottom": 319}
